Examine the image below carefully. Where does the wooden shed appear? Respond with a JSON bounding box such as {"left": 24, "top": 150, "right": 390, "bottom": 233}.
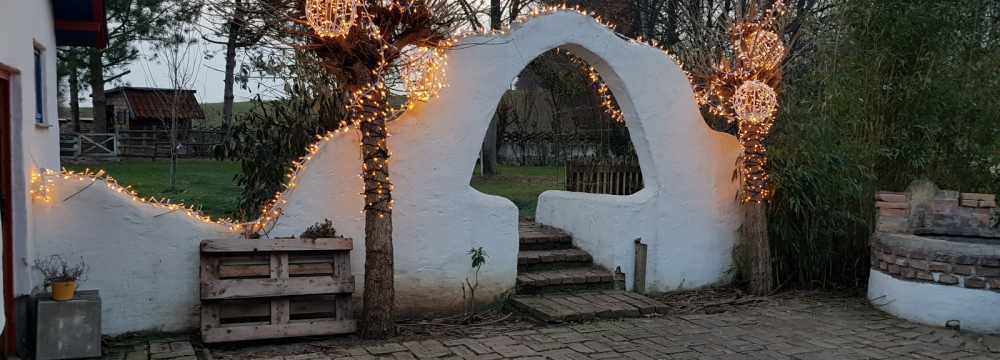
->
{"left": 105, "top": 87, "right": 205, "bottom": 131}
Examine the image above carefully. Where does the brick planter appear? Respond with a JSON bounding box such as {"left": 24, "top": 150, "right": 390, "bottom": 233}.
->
{"left": 872, "top": 233, "right": 1000, "bottom": 291}
{"left": 868, "top": 181, "right": 1000, "bottom": 334}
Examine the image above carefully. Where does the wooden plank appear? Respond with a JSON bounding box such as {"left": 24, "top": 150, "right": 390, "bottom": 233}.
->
{"left": 633, "top": 239, "right": 647, "bottom": 294}
{"left": 219, "top": 296, "right": 336, "bottom": 320}
{"left": 961, "top": 193, "right": 996, "bottom": 202}
{"left": 201, "top": 276, "right": 355, "bottom": 300}
{"left": 202, "top": 319, "right": 357, "bottom": 343}
{"left": 200, "top": 255, "right": 220, "bottom": 292}
{"left": 271, "top": 254, "right": 289, "bottom": 279}
{"left": 333, "top": 251, "right": 352, "bottom": 320}
{"left": 199, "top": 252, "right": 223, "bottom": 335}
{"left": 201, "top": 238, "right": 353, "bottom": 253}
{"left": 271, "top": 299, "right": 290, "bottom": 325}
{"left": 201, "top": 303, "right": 220, "bottom": 334}
{"left": 219, "top": 262, "right": 334, "bottom": 279}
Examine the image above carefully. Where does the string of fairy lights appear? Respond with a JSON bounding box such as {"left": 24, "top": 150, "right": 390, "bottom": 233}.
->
{"left": 692, "top": 2, "right": 788, "bottom": 203}
{"left": 561, "top": 49, "right": 626, "bottom": 124}
{"left": 31, "top": 2, "right": 788, "bottom": 232}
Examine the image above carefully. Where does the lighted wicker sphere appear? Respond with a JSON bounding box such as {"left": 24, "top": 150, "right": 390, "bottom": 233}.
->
{"left": 732, "top": 80, "right": 777, "bottom": 124}
{"left": 738, "top": 30, "right": 785, "bottom": 71}
{"left": 306, "top": 0, "right": 361, "bottom": 39}
{"left": 401, "top": 47, "right": 448, "bottom": 102}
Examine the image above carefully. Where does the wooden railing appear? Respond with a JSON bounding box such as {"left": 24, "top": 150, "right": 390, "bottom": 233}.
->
{"left": 566, "top": 158, "right": 643, "bottom": 195}
{"left": 60, "top": 129, "right": 223, "bottom": 159}
{"left": 60, "top": 133, "right": 119, "bottom": 158}
{"left": 117, "top": 129, "right": 222, "bottom": 159}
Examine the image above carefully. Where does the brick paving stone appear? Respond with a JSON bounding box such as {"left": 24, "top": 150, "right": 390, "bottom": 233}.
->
{"left": 367, "top": 343, "right": 409, "bottom": 355}
{"left": 203, "top": 294, "right": 1000, "bottom": 360}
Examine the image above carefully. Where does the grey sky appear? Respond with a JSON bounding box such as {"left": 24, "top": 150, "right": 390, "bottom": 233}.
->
{"left": 79, "top": 14, "right": 285, "bottom": 107}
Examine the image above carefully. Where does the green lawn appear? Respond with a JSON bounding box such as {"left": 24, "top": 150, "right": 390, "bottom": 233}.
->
{"left": 63, "top": 159, "right": 242, "bottom": 219}
{"left": 62, "top": 160, "right": 563, "bottom": 220}
{"left": 471, "top": 165, "right": 565, "bottom": 219}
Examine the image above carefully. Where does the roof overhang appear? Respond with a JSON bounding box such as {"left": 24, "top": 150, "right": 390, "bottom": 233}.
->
{"left": 52, "top": 0, "right": 108, "bottom": 49}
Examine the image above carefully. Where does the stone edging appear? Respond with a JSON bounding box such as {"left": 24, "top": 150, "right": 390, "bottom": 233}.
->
{"left": 871, "top": 232, "right": 1000, "bottom": 291}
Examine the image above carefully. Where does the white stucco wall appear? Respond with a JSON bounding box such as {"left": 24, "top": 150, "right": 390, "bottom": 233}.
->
{"left": 32, "top": 11, "right": 740, "bottom": 335}
{"left": 868, "top": 270, "right": 1000, "bottom": 334}
{"left": 527, "top": 18, "right": 742, "bottom": 292}
{"left": 1, "top": 0, "right": 63, "bottom": 331}
{"left": 271, "top": 10, "right": 741, "bottom": 300}
{"left": 32, "top": 179, "right": 231, "bottom": 335}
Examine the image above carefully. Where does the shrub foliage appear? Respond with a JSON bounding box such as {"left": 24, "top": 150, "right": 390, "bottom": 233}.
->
{"left": 768, "top": 0, "right": 1000, "bottom": 289}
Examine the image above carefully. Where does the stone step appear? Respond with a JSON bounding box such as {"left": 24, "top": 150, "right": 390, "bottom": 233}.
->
{"left": 519, "top": 222, "right": 573, "bottom": 250}
{"left": 516, "top": 267, "right": 614, "bottom": 293}
{"left": 511, "top": 291, "right": 668, "bottom": 322}
{"left": 518, "top": 248, "right": 593, "bottom": 271}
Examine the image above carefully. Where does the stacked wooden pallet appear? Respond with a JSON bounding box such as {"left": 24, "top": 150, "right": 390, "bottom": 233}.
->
{"left": 199, "top": 237, "right": 356, "bottom": 343}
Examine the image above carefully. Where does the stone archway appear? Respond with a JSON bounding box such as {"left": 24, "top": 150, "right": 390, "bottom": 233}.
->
{"left": 275, "top": 11, "right": 742, "bottom": 316}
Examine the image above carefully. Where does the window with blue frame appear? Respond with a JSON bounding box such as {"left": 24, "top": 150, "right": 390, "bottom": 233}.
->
{"left": 34, "top": 47, "right": 44, "bottom": 124}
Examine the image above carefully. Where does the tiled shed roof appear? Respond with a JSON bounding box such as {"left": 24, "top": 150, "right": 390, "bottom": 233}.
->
{"left": 106, "top": 87, "right": 205, "bottom": 120}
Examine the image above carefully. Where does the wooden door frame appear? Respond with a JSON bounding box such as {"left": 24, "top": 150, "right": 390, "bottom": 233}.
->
{"left": 0, "top": 68, "right": 16, "bottom": 356}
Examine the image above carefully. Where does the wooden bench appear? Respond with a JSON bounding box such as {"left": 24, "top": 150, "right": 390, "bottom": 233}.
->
{"left": 200, "top": 237, "right": 356, "bottom": 343}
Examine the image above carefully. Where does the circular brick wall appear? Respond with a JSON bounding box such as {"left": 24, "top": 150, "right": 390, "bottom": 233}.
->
{"left": 872, "top": 232, "right": 1000, "bottom": 291}
{"left": 870, "top": 185, "right": 1000, "bottom": 333}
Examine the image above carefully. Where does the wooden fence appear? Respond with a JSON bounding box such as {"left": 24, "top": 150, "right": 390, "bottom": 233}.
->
{"left": 199, "top": 237, "right": 356, "bottom": 343}
{"left": 117, "top": 129, "right": 222, "bottom": 159}
{"left": 60, "top": 129, "right": 223, "bottom": 160}
{"left": 60, "top": 133, "right": 119, "bottom": 158}
{"left": 498, "top": 130, "right": 635, "bottom": 166}
{"left": 566, "top": 158, "right": 643, "bottom": 195}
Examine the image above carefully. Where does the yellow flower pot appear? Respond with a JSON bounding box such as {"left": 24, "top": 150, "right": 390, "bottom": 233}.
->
{"left": 50, "top": 281, "right": 77, "bottom": 301}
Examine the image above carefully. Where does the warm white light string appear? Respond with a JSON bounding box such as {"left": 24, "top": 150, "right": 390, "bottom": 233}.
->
{"left": 32, "top": 7, "right": 693, "bottom": 235}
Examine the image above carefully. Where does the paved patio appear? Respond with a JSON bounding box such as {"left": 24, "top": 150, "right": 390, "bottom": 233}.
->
{"left": 200, "top": 293, "right": 1000, "bottom": 360}
{"left": 105, "top": 294, "right": 1000, "bottom": 360}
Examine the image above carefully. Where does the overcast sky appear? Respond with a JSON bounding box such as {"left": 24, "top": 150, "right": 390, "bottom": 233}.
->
{"left": 78, "top": 15, "right": 285, "bottom": 107}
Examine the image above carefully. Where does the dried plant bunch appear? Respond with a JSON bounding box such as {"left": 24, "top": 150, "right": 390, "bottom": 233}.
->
{"left": 34, "top": 255, "right": 89, "bottom": 284}
{"left": 301, "top": 219, "right": 340, "bottom": 238}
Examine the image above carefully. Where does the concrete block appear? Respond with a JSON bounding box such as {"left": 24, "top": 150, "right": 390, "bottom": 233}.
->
{"left": 35, "top": 290, "right": 102, "bottom": 360}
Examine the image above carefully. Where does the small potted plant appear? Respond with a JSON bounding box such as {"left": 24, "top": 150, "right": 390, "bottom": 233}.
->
{"left": 34, "top": 255, "right": 88, "bottom": 301}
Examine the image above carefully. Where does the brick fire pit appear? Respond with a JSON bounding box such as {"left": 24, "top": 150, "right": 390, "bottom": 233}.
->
{"left": 868, "top": 181, "right": 1000, "bottom": 334}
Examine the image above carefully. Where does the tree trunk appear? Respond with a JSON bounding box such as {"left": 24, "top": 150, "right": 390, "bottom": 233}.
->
{"left": 510, "top": 0, "right": 522, "bottom": 24}
{"left": 359, "top": 86, "right": 395, "bottom": 339}
{"left": 481, "top": 117, "right": 498, "bottom": 176}
{"left": 738, "top": 118, "right": 773, "bottom": 296}
{"left": 69, "top": 66, "right": 81, "bottom": 133}
{"left": 88, "top": 49, "right": 108, "bottom": 133}
{"left": 743, "top": 199, "right": 772, "bottom": 295}
{"left": 664, "top": 0, "right": 679, "bottom": 46}
{"left": 480, "top": 0, "right": 503, "bottom": 176}
{"left": 169, "top": 94, "right": 178, "bottom": 189}
{"left": 222, "top": 0, "right": 242, "bottom": 135}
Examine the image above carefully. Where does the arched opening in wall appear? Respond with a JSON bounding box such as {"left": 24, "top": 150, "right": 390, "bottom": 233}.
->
{"left": 470, "top": 47, "right": 645, "bottom": 220}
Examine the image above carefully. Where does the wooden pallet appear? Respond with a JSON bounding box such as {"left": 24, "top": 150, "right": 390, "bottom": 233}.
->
{"left": 200, "top": 237, "right": 356, "bottom": 343}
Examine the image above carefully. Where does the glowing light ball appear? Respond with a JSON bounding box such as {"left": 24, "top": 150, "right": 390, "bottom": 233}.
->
{"left": 401, "top": 47, "right": 448, "bottom": 102}
{"left": 306, "top": 0, "right": 362, "bottom": 39}
{"left": 738, "top": 30, "right": 785, "bottom": 71}
{"left": 732, "top": 80, "right": 777, "bottom": 124}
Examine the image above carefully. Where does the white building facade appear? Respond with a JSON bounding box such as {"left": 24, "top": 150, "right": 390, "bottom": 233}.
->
{"left": 1, "top": 0, "right": 105, "bottom": 355}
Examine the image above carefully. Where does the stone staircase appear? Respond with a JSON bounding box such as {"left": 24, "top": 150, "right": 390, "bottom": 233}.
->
{"left": 512, "top": 221, "right": 667, "bottom": 322}
{"left": 515, "top": 221, "right": 616, "bottom": 293}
